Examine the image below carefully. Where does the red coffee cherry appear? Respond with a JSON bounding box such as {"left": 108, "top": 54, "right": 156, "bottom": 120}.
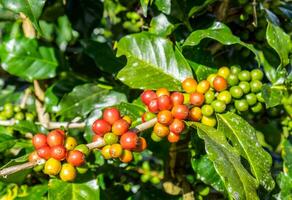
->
{"left": 169, "top": 119, "right": 185, "bottom": 134}
{"left": 37, "top": 146, "right": 51, "bottom": 160}
{"left": 156, "top": 88, "right": 170, "bottom": 97}
{"left": 170, "top": 92, "right": 184, "bottom": 105}
{"left": 141, "top": 90, "right": 157, "bottom": 105}
{"left": 182, "top": 78, "right": 197, "bottom": 93}
{"left": 51, "top": 145, "right": 67, "bottom": 161}
{"left": 47, "top": 130, "right": 64, "bottom": 147}
{"left": 190, "top": 92, "right": 205, "bottom": 107}
{"left": 120, "top": 132, "right": 138, "bottom": 150}
{"left": 157, "top": 110, "right": 173, "bottom": 125}
{"left": 67, "top": 150, "right": 85, "bottom": 167}
{"left": 92, "top": 119, "right": 111, "bottom": 136}
{"left": 157, "top": 95, "right": 172, "bottom": 110}
{"left": 112, "top": 119, "right": 129, "bottom": 135}
{"left": 213, "top": 76, "right": 228, "bottom": 92}
{"left": 148, "top": 99, "right": 159, "bottom": 113}
{"left": 52, "top": 129, "right": 65, "bottom": 136}
{"left": 29, "top": 151, "right": 41, "bottom": 162}
{"left": 171, "top": 105, "right": 189, "bottom": 120}
{"left": 134, "top": 137, "right": 147, "bottom": 152}
{"left": 168, "top": 132, "right": 180, "bottom": 143}
{"left": 32, "top": 133, "right": 47, "bottom": 149}
{"left": 103, "top": 108, "right": 121, "bottom": 125}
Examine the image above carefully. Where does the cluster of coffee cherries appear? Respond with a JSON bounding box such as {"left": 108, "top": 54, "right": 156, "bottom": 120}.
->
{"left": 29, "top": 129, "right": 89, "bottom": 182}
{"left": 0, "top": 103, "right": 35, "bottom": 121}
{"left": 92, "top": 108, "right": 147, "bottom": 163}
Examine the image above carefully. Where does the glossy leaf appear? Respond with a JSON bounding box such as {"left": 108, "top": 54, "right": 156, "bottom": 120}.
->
{"left": 0, "top": 38, "right": 58, "bottom": 81}
{"left": 155, "top": 0, "right": 171, "bottom": 15}
{"left": 16, "top": 184, "right": 48, "bottom": 200}
{"left": 117, "top": 32, "right": 193, "bottom": 91}
{"left": 149, "top": 14, "right": 175, "bottom": 37}
{"left": 217, "top": 112, "right": 275, "bottom": 191}
{"left": 266, "top": 21, "right": 290, "bottom": 67}
{"left": 140, "top": 0, "right": 150, "bottom": 17}
{"left": 116, "top": 102, "right": 146, "bottom": 121}
{"left": 0, "top": 134, "right": 15, "bottom": 152}
{"left": 1, "top": 0, "right": 45, "bottom": 33}
{"left": 188, "top": 0, "right": 216, "bottom": 17}
{"left": 262, "top": 84, "right": 284, "bottom": 108}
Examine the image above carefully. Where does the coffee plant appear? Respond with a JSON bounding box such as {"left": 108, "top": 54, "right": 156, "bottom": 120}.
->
{"left": 0, "top": 0, "right": 291, "bottom": 199}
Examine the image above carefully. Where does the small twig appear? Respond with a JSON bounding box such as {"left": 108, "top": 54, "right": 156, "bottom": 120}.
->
{"left": 20, "top": 13, "right": 35, "bottom": 38}
{"left": 252, "top": 0, "right": 258, "bottom": 27}
{"left": 0, "top": 120, "right": 86, "bottom": 129}
{"left": 20, "top": 88, "right": 31, "bottom": 109}
{"left": 131, "top": 118, "right": 157, "bottom": 133}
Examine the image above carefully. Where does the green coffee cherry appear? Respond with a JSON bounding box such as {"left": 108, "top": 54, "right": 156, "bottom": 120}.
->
{"left": 227, "top": 74, "right": 239, "bottom": 86}
{"left": 13, "top": 105, "right": 21, "bottom": 113}
{"left": 256, "top": 92, "right": 265, "bottom": 103}
{"left": 234, "top": 100, "right": 249, "bottom": 112}
{"left": 201, "top": 116, "right": 217, "bottom": 127}
{"left": 76, "top": 164, "right": 89, "bottom": 174}
{"left": 217, "top": 91, "right": 232, "bottom": 104}
{"left": 151, "top": 132, "right": 162, "bottom": 142}
{"left": 239, "top": 81, "right": 250, "bottom": 94}
{"left": 230, "top": 86, "right": 243, "bottom": 99}
{"left": 230, "top": 65, "right": 241, "bottom": 74}
{"left": 74, "top": 144, "right": 90, "bottom": 156}
{"left": 251, "top": 69, "right": 264, "bottom": 81}
{"left": 245, "top": 93, "right": 257, "bottom": 106}
{"left": 25, "top": 113, "right": 35, "bottom": 121}
{"left": 150, "top": 176, "right": 160, "bottom": 184}
{"left": 103, "top": 132, "right": 118, "bottom": 145}
{"left": 142, "top": 161, "right": 151, "bottom": 171}
{"left": 3, "top": 103, "right": 13, "bottom": 111}
{"left": 201, "top": 105, "right": 214, "bottom": 117}
{"left": 204, "top": 90, "right": 215, "bottom": 104}
{"left": 251, "top": 102, "right": 263, "bottom": 113}
{"left": 15, "top": 112, "right": 25, "bottom": 121}
{"left": 211, "top": 100, "right": 226, "bottom": 113}
{"left": 238, "top": 70, "right": 251, "bottom": 82}
{"left": 141, "top": 174, "right": 151, "bottom": 183}
{"left": 250, "top": 80, "right": 262, "bottom": 93}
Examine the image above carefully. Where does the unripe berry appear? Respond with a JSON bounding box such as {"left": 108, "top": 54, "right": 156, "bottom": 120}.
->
{"left": 169, "top": 119, "right": 185, "bottom": 134}
{"left": 171, "top": 105, "right": 189, "bottom": 120}
{"left": 120, "top": 132, "right": 138, "bottom": 150}
{"left": 157, "top": 110, "right": 173, "bottom": 125}
{"left": 217, "top": 66, "right": 230, "bottom": 79}
{"left": 141, "top": 90, "right": 157, "bottom": 105}
{"left": 110, "top": 144, "right": 123, "bottom": 158}
{"left": 104, "top": 132, "right": 119, "bottom": 145}
{"left": 156, "top": 88, "right": 170, "bottom": 97}
{"left": 92, "top": 119, "right": 111, "bottom": 136}
{"left": 151, "top": 132, "right": 163, "bottom": 142}
{"left": 60, "top": 163, "right": 76, "bottom": 182}
{"left": 65, "top": 136, "right": 78, "bottom": 151}
{"left": 153, "top": 123, "right": 169, "bottom": 137}
{"left": 197, "top": 80, "right": 210, "bottom": 94}
{"left": 92, "top": 134, "right": 104, "bottom": 145}
{"left": 103, "top": 108, "right": 121, "bottom": 125}
{"left": 207, "top": 74, "right": 217, "bottom": 87}
{"left": 101, "top": 145, "right": 111, "bottom": 159}
{"left": 74, "top": 144, "right": 90, "bottom": 156}
{"left": 190, "top": 92, "right": 205, "bottom": 107}
{"left": 141, "top": 112, "right": 156, "bottom": 122}
{"left": 44, "top": 158, "right": 61, "bottom": 176}
{"left": 201, "top": 116, "right": 217, "bottom": 127}
{"left": 157, "top": 95, "right": 172, "bottom": 110}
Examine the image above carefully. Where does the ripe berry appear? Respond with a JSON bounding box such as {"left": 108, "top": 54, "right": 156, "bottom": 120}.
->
{"left": 47, "top": 130, "right": 64, "bottom": 147}
{"left": 60, "top": 163, "right": 76, "bottom": 182}
{"left": 51, "top": 145, "right": 67, "bottom": 160}
{"left": 104, "top": 132, "right": 119, "bottom": 145}
{"left": 157, "top": 110, "right": 173, "bottom": 125}
{"left": 52, "top": 129, "right": 65, "bottom": 136}
{"left": 189, "top": 107, "right": 202, "bottom": 122}
{"left": 148, "top": 99, "right": 159, "bottom": 113}
{"left": 153, "top": 123, "right": 169, "bottom": 137}
{"left": 217, "top": 66, "right": 230, "bottom": 79}
{"left": 190, "top": 92, "right": 205, "bottom": 107}
{"left": 32, "top": 133, "right": 47, "bottom": 149}
{"left": 112, "top": 119, "right": 129, "bottom": 135}
{"left": 134, "top": 137, "right": 147, "bottom": 152}
{"left": 119, "top": 150, "right": 133, "bottom": 163}
{"left": 156, "top": 88, "right": 170, "bottom": 97}
{"left": 44, "top": 158, "right": 62, "bottom": 176}
{"left": 213, "top": 76, "right": 228, "bottom": 92}
{"left": 169, "top": 119, "right": 185, "bottom": 134}
{"left": 168, "top": 132, "right": 180, "bottom": 143}
{"left": 37, "top": 146, "right": 51, "bottom": 160}
{"left": 141, "top": 90, "right": 157, "bottom": 105}
{"left": 67, "top": 150, "right": 85, "bottom": 167}
{"left": 64, "top": 136, "right": 78, "bottom": 151}
{"left": 142, "top": 112, "right": 156, "bottom": 122}
{"left": 120, "top": 132, "right": 138, "bottom": 150}
{"left": 110, "top": 144, "right": 123, "bottom": 158}
{"left": 201, "top": 116, "right": 217, "bottom": 127}
{"left": 29, "top": 151, "right": 41, "bottom": 162}
{"left": 182, "top": 78, "right": 197, "bottom": 93}
{"left": 157, "top": 95, "right": 172, "bottom": 110}
{"left": 101, "top": 145, "right": 111, "bottom": 159}
{"left": 171, "top": 105, "right": 189, "bottom": 120}
{"left": 197, "top": 80, "right": 210, "bottom": 94}
{"left": 74, "top": 144, "right": 90, "bottom": 156}
{"left": 103, "top": 108, "right": 121, "bottom": 125}
{"left": 92, "top": 119, "right": 111, "bottom": 136}
{"left": 171, "top": 92, "right": 184, "bottom": 105}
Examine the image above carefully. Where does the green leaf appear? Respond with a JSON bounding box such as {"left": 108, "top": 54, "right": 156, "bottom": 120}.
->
{"left": 0, "top": 38, "right": 58, "bottom": 81}
{"left": 183, "top": 22, "right": 260, "bottom": 65}
{"left": 1, "top": 0, "right": 46, "bottom": 33}
{"left": 0, "top": 134, "right": 15, "bottom": 152}
{"left": 266, "top": 21, "right": 291, "bottom": 67}
{"left": 140, "top": 0, "right": 150, "bottom": 17}
{"left": 48, "top": 178, "right": 100, "bottom": 200}
{"left": 155, "top": 0, "right": 171, "bottom": 15}
{"left": 262, "top": 84, "right": 284, "bottom": 108}
{"left": 191, "top": 155, "right": 225, "bottom": 192}
{"left": 188, "top": 0, "right": 216, "bottom": 17}
{"left": 149, "top": 14, "right": 175, "bottom": 37}
{"left": 117, "top": 32, "right": 193, "bottom": 91}
{"left": 13, "top": 120, "right": 43, "bottom": 134}
{"left": 15, "top": 184, "right": 48, "bottom": 200}
{"left": 217, "top": 112, "right": 275, "bottom": 191}
{"left": 189, "top": 122, "right": 259, "bottom": 200}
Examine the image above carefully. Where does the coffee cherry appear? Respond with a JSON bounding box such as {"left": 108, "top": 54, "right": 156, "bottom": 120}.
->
{"left": 156, "top": 88, "right": 170, "bottom": 97}
{"left": 142, "top": 112, "right": 156, "bottom": 122}
{"left": 103, "top": 108, "right": 121, "bottom": 125}
{"left": 60, "top": 163, "right": 76, "bottom": 182}
{"left": 92, "top": 119, "right": 111, "bottom": 136}
{"left": 168, "top": 132, "right": 180, "bottom": 143}
{"left": 67, "top": 150, "right": 85, "bottom": 167}
{"left": 15, "top": 112, "right": 24, "bottom": 121}
{"left": 251, "top": 69, "right": 263, "bottom": 81}
{"left": 134, "top": 137, "right": 147, "bottom": 152}
{"left": 119, "top": 150, "right": 133, "bottom": 163}
{"left": 171, "top": 105, "right": 189, "bottom": 120}
{"left": 205, "top": 90, "right": 215, "bottom": 104}
{"left": 189, "top": 107, "right": 202, "bottom": 122}
{"left": 213, "top": 76, "right": 228, "bottom": 92}
{"left": 251, "top": 102, "right": 263, "bottom": 113}
{"left": 227, "top": 74, "right": 239, "bottom": 86}
{"left": 153, "top": 123, "right": 169, "bottom": 137}
{"left": 170, "top": 92, "right": 184, "bottom": 105}
{"left": 250, "top": 80, "right": 262, "bottom": 93}
{"left": 122, "top": 116, "right": 132, "bottom": 124}
{"left": 104, "top": 132, "right": 119, "bottom": 145}
{"left": 182, "top": 78, "right": 197, "bottom": 93}
{"left": 76, "top": 164, "right": 89, "bottom": 174}
{"left": 47, "top": 130, "right": 64, "bottom": 147}
{"left": 37, "top": 146, "right": 51, "bottom": 160}
{"left": 157, "top": 110, "right": 173, "bottom": 125}
{"left": 51, "top": 145, "right": 67, "bottom": 160}
{"left": 110, "top": 144, "right": 123, "bottom": 158}
{"left": 141, "top": 90, "right": 157, "bottom": 105}
{"left": 32, "top": 133, "right": 47, "bottom": 149}
{"left": 44, "top": 158, "right": 61, "bottom": 176}
{"left": 234, "top": 100, "right": 249, "bottom": 112}
{"left": 230, "top": 65, "right": 241, "bottom": 74}
{"left": 151, "top": 132, "right": 163, "bottom": 142}
{"left": 201, "top": 105, "right": 214, "bottom": 117}
{"left": 183, "top": 93, "right": 190, "bottom": 104}
{"left": 190, "top": 92, "right": 205, "bottom": 107}
{"left": 169, "top": 119, "right": 185, "bottom": 134}
{"left": 256, "top": 92, "right": 265, "bottom": 103}
{"left": 238, "top": 70, "right": 251, "bottom": 81}
{"left": 201, "top": 116, "right": 217, "bottom": 127}
{"left": 197, "top": 80, "right": 210, "bottom": 94}
{"left": 217, "top": 91, "right": 232, "bottom": 104}
{"left": 25, "top": 113, "right": 35, "bottom": 121}
{"left": 207, "top": 74, "right": 217, "bottom": 87}
{"left": 245, "top": 93, "right": 257, "bottom": 106}
{"left": 218, "top": 66, "right": 230, "bottom": 79}
{"left": 230, "top": 86, "right": 244, "bottom": 99}
{"left": 92, "top": 134, "right": 104, "bottom": 145}
{"left": 120, "top": 132, "right": 138, "bottom": 150}
{"left": 29, "top": 151, "right": 41, "bottom": 162}
{"left": 239, "top": 81, "right": 250, "bottom": 94}
{"left": 148, "top": 99, "right": 159, "bottom": 113}
{"left": 101, "top": 145, "right": 111, "bottom": 159}
{"left": 112, "top": 119, "right": 129, "bottom": 135}
{"left": 211, "top": 100, "right": 226, "bottom": 113}
{"left": 74, "top": 144, "right": 90, "bottom": 156}
{"left": 65, "top": 136, "right": 78, "bottom": 151}
{"left": 53, "top": 129, "right": 65, "bottom": 136}
{"left": 158, "top": 95, "right": 172, "bottom": 110}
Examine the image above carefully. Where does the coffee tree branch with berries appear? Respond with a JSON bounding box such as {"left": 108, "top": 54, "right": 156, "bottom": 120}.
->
{"left": 0, "top": 0, "right": 291, "bottom": 200}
